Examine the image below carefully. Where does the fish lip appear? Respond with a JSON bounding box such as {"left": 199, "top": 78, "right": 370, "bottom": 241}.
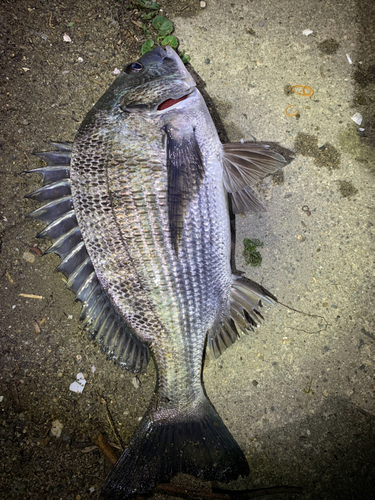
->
{"left": 154, "top": 87, "right": 196, "bottom": 113}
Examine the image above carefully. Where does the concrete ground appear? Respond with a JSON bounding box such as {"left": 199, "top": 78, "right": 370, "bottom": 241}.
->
{"left": 174, "top": 1, "right": 375, "bottom": 499}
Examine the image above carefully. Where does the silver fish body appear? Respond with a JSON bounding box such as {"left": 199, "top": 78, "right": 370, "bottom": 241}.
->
{"left": 27, "top": 46, "right": 285, "bottom": 498}
{"left": 71, "top": 66, "right": 230, "bottom": 413}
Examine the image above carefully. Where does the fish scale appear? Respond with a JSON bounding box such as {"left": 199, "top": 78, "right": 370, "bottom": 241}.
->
{"left": 27, "top": 46, "right": 286, "bottom": 498}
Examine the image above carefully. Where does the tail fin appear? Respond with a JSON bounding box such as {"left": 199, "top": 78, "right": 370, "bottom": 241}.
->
{"left": 100, "top": 398, "right": 249, "bottom": 499}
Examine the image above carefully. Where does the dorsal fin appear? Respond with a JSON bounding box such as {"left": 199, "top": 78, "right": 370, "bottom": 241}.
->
{"left": 26, "top": 144, "right": 149, "bottom": 373}
{"left": 222, "top": 142, "right": 285, "bottom": 213}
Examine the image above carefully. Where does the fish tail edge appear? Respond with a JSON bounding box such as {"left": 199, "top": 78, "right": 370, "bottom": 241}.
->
{"left": 100, "top": 397, "right": 249, "bottom": 499}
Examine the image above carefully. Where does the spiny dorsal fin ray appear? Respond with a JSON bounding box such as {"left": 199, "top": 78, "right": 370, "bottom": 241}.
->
{"left": 165, "top": 125, "right": 204, "bottom": 254}
{"left": 27, "top": 196, "right": 74, "bottom": 224}
{"left": 26, "top": 179, "right": 71, "bottom": 202}
{"left": 37, "top": 211, "right": 77, "bottom": 241}
{"left": 222, "top": 142, "right": 285, "bottom": 213}
{"left": 26, "top": 146, "right": 149, "bottom": 373}
{"left": 27, "top": 166, "right": 71, "bottom": 186}
{"left": 48, "top": 141, "right": 73, "bottom": 151}
{"left": 34, "top": 150, "right": 72, "bottom": 166}
{"left": 208, "top": 276, "right": 277, "bottom": 359}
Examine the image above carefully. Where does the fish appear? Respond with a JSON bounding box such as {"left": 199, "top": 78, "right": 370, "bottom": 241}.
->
{"left": 26, "top": 46, "right": 285, "bottom": 498}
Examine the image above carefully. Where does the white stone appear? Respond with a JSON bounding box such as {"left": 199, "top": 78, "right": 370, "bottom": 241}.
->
{"left": 351, "top": 113, "right": 363, "bottom": 125}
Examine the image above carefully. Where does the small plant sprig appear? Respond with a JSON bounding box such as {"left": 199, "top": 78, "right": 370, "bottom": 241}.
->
{"left": 131, "top": 0, "right": 190, "bottom": 62}
{"left": 243, "top": 238, "right": 264, "bottom": 267}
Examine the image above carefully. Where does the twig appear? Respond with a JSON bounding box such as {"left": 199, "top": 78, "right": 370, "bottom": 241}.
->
{"left": 19, "top": 293, "right": 44, "bottom": 299}
{"left": 93, "top": 432, "right": 119, "bottom": 466}
{"left": 100, "top": 397, "right": 124, "bottom": 449}
{"left": 48, "top": 12, "right": 54, "bottom": 29}
{"left": 278, "top": 300, "right": 330, "bottom": 334}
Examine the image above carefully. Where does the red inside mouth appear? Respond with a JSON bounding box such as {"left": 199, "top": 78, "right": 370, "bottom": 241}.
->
{"left": 157, "top": 94, "right": 189, "bottom": 111}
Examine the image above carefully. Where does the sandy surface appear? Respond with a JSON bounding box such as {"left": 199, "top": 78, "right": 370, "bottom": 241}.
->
{"left": 0, "top": 1, "right": 374, "bottom": 499}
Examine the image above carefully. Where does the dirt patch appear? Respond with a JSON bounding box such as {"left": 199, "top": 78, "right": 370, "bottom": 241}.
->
{"left": 0, "top": 1, "right": 163, "bottom": 499}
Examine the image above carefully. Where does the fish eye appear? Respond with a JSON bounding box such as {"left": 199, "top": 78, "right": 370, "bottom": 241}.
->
{"left": 125, "top": 62, "right": 143, "bottom": 74}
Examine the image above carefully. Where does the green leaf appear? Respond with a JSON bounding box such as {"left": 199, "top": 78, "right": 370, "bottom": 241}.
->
{"left": 152, "top": 15, "right": 167, "bottom": 30}
{"left": 142, "top": 23, "right": 151, "bottom": 36}
{"left": 243, "top": 238, "right": 264, "bottom": 267}
{"left": 141, "top": 39, "right": 155, "bottom": 55}
{"left": 161, "top": 35, "right": 178, "bottom": 49}
{"left": 158, "top": 19, "right": 174, "bottom": 36}
{"left": 141, "top": 11, "right": 157, "bottom": 20}
{"left": 67, "top": 21, "right": 74, "bottom": 28}
{"left": 135, "top": 0, "right": 159, "bottom": 9}
{"left": 180, "top": 52, "right": 190, "bottom": 64}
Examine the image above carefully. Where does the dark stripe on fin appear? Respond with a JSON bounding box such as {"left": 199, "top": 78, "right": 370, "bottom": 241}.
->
{"left": 44, "top": 226, "right": 83, "bottom": 259}
{"left": 26, "top": 145, "right": 149, "bottom": 373}
{"left": 100, "top": 396, "right": 249, "bottom": 499}
{"left": 165, "top": 125, "right": 204, "bottom": 254}
{"left": 27, "top": 196, "right": 74, "bottom": 224}
{"left": 26, "top": 179, "right": 71, "bottom": 202}
{"left": 27, "top": 166, "right": 70, "bottom": 186}
{"left": 37, "top": 211, "right": 77, "bottom": 240}
{"left": 208, "top": 276, "right": 277, "bottom": 359}
{"left": 34, "top": 150, "right": 72, "bottom": 166}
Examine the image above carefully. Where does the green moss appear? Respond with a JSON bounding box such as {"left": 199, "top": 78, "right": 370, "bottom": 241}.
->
{"left": 243, "top": 238, "right": 264, "bottom": 267}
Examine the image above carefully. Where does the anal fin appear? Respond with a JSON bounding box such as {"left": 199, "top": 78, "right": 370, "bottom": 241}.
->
{"left": 208, "top": 276, "right": 277, "bottom": 359}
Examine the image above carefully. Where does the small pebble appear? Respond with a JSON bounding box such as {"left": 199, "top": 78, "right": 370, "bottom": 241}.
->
{"left": 132, "top": 376, "right": 141, "bottom": 389}
{"left": 69, "top": 372, "right": 86, "bottom": 393}
{"left": 23, "top": 251, "right": 35, "bottom": 263}
{"left": 200, "top": 1, "right": 206, "bottom": 8}
{"left": 351, "top": 112, "right": 363, "bottom": 125}
{"left": 50, "top": 419, "right": 63, "bottom": 438}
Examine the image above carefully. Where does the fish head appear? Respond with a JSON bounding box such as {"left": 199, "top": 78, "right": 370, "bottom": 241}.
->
{"left": 94, "top": 46, "right": 196, "bottom": 115}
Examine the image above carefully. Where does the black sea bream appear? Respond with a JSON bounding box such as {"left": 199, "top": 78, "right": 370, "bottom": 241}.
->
{"left": 27, "top": 46, "right": 285, "bottom": 498}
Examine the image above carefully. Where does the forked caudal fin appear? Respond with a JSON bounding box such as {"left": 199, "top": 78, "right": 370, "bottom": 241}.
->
{"left": 100, "top": 396, "right": 249, "bottom": 499}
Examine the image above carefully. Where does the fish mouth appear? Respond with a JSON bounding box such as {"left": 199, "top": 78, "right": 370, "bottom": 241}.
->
{"left": 156, "top": 88, "right": 195, "bottom": 111}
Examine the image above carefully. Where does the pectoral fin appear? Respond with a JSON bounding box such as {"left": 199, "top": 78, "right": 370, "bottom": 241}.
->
{"left": 223, "top": 142, "right": 285, "bottom": 213}
{"left": 165, "top": 125, "right": 204, "bottom": 253}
